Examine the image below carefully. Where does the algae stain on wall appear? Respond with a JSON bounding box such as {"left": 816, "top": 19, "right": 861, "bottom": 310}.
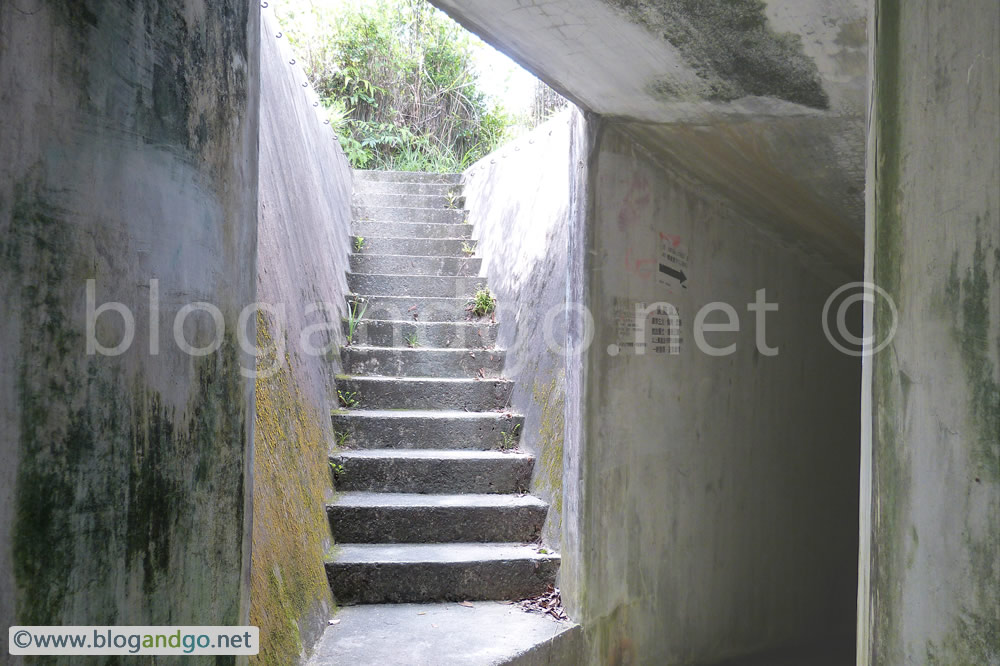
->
{"left": 250, "top": 312, "right": 334, "bottom": 665}
{"left": 7, "top": 179, "right": 248, "bottom": 630}
{"left": 533, "top": 374, "right": 566, "bottom": 521}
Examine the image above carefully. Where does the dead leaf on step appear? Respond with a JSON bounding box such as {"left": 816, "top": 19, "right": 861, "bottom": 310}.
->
{"left": 459, "top": 601, "right": 474, "bottom": 608}
{"left": 328, "top": 619, "right": 341, "bottom": 626}
{"left": 417, "top": 612, "right": 426, "bottom": 616}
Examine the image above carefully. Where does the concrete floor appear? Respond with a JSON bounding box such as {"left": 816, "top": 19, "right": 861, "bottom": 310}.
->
{"left": 307, "top": 601, "right": 579, "bottom": 665}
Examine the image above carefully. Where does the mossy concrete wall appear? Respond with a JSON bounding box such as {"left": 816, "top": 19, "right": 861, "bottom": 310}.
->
{"left": 859, "top": 0, "right": 999, "bottom": 663}
{"left": 250, "top": 10, "right": 354, "bottom": 664}
{"left": 574, "top": 121, "right": 861, "bottom": 665}
{"left": 0, "top": 0, "right": 259, "bottom": 659}
{"left": 461, "top": 109, "right": 592, "bottom": 551}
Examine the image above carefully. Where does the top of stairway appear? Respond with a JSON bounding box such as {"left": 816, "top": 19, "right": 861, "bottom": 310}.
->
{"left": 355, "top": 170, "right": 462, "bottom": 184}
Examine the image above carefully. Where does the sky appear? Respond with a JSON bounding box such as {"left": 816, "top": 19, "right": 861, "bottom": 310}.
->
{"left": 469, "top": 39, "right": 539, "bottom": 114}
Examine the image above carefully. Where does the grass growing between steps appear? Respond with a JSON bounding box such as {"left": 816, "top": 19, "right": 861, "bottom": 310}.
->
{"left": 250, "top": 312, "right": 336, "bottom": 665}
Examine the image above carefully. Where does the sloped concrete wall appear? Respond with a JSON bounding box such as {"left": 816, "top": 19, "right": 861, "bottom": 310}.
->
{"left": 0, "top": 0, "right": 258, "bottom": 655}
{"left": 250, "top": 10, "right": 354, "bottom": 664}
{"left": 860, "top": 0, "right": 999, "bottom": 662}
{"left": 461, "top": 108, "right": 592, "bottom": 551}
{"left": 580, "top": 123, "right": 860, "bottom": 664}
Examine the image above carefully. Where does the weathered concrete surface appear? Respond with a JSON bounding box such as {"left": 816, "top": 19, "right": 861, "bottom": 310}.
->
{"left": 328, "top": 492, "right": 548, "bottom": 543}
{"left": 331, "top": 450, "right": 535, "bottom": 494}
{"left": 340, "top": 346, "right": 505, "bottom": 378}
{"left": 462, "top": 108, "right": 593, "bottom": 552}
{"left": 326, "top": 544, "right": 560, "bottom": 604}
{"left": 307, "top": 602, "right": 578, "bottom": 665}
{"left": 249, "top": 9, "right": 355, "bottom": 664}
{"left": 0, "top": 1, "right": 258, "bottom": 658}
{"left": 572, "top": 120, "right": 861, "bottom": 665}
{"left": 331, "top": 409, "right": 523, "bottom": 450}
{"left": 430, "top": 0, "right": 867, "bottom": 271}
{"left": 859, "top": 1, "right": 1000, "bottom": 663}
{"left": 335, "top": 375, "right": 514, "bottom": 411}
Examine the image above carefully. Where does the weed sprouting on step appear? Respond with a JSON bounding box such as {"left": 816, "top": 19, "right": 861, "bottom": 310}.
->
{"left": 405, "top": 332, "right": 420, "bottom": 348}
{"left": 354, "top": 236, "right": 366, "bottom": 252}
{"left": 334, "top": 430, "right": 351, "bottom": 449}
{"left": 467, "top": 286, "right": 496, "bottom": 318}
{"left": 445, "top": 191, "right": 462, "bottom": 209}
{"left": 461, "top": 241, "right": 476, "bottom": 256}
{"left": 338, "top": 390, "right": 361, "bottom": 409}
{"left": 498, "top": 424, "right": 521, "bottom": 452}
{"left": 329, "top": 461, "right": 347, "bottom": 482}
{"left": 345, "top": 295, "right": 367, "bottom": 345}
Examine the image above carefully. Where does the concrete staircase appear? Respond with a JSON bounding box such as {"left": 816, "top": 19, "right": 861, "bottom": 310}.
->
{"left": 325, "top": 169, "right": 561, "bottom": 612}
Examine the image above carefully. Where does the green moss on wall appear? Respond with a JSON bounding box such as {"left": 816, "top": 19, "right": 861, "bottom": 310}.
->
{"left": 533, "top": 375, "right": 565, "bottom": 518}
{"left": 250, "top": 312, "right": 334, "bottom": 665}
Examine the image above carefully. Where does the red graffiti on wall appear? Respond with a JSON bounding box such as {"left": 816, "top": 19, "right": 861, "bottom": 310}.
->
{"left": 617, "top": 172, "right": 651, "bottom": 231}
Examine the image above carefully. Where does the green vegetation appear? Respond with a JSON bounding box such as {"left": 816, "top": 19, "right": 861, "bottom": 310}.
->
{"left": 338, "top": 390, "right": 361, "bottom": 409}
{"left": 334, "top": 430, "right": 351, "bottom": 448}
{"left": 345, "top": 295, "right": 367, "bottom": 345}
{"left": 498, "top": 424, "right": 521, "bottom": 452}
{"left": 461, "top": 241, "right": 475, "bottom": 256}
{"left": 468, "top": 286, "right": 496, "bottom": 317}
{"left": 354, "top": 236, "right": 365, "bottom": 252}
{"left": 277, "top": 0, "right": 511, "bottom": 171}
{"left": 405, "top": 332, "right": 420, "bottom": 348}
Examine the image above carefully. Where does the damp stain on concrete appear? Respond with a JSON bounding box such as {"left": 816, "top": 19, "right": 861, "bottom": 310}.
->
{"left": 601, "top": 0, "right": 829, "bottom": 108}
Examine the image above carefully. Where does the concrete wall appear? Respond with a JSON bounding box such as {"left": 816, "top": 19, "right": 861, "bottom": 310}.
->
{"left": 461, "top": 108, "right": 591, "bottom": 549}
{"left": 0, "top": 0, "right": 258, "bottom": 658}
{"left": 249, "top": 10, "right": 354, "bottom": 664}
{"left": 860, "top": 0, "right": 1000, "bottom": 663}
{"left": 576, "top": 122, "right": 860, "bottom": 665}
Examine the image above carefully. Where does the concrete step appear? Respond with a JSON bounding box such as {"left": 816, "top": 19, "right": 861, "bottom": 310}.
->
{"left": 330, "top": 450, "right": 534, "bottom": 494}
{"left": 328, "top": 492, "right": 547, "bottom": 543}
{"left": 353, "top": 220, "right": 472, "bottom": 240}
{"left": 331, "top": 409, "right": 523, "bottom": 450}
{"left": 307, "top": 602, "right": 581, "bottom": 666}
{"left": 353, "top": 192, "right": 463, "bottom": 210}
{"left": 340, "top": 347, "right": 505, "bottom": 379}
{"left": 356, "top": 236, "right": 473, "bottom": 257}
{"left": 353, "top": 180, "right": 458, "bottom": 196}
{"left": 348, "top": 273, "right": 483, "bottom": 298}
{"left": 354, "top": 170, "right": 462, "bottom": 184}
{"left": 350, "top": 254, "right": 481, "bottom": 277}
{"left": 346, "top": 295, "right": 475, "bottom": 322}
{"left": 335, "top": 376, "right": 512, "bottom": 411}
{"left": 343, "top": 319, "right": 498, "bottom": 349}
{"left": 326, "top": 543, "right": 559, "bottom": 605}
{"left": 354, "top": 204, "right": 468, "bottom": 225}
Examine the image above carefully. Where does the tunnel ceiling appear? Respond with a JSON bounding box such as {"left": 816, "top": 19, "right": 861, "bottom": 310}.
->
{"left": 428, "top": 0, "right": 868, "bottom": 274}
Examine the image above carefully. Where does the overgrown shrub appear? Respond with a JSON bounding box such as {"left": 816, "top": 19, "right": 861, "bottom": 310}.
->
{"left": 277, "top": 0, "right": 512, "bottom": 171}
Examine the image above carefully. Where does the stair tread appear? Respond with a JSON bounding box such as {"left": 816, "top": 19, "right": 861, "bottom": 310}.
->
{"left": 329, "top": 542, "right": 557, "bottom": 564}
{"left": 330, "top": 492, "right": 546, "bottom": 509}
{"left": 345, "top": 345, "right": 501, "bottom": 353}
{"left": 337, "top": 375, "right": 509, "bottom": 383}
{"left": 335, "top": 449, "right": 530, "bottom": 461}
{"left": 332, "top": 408, "right": 515, "bottom": 419}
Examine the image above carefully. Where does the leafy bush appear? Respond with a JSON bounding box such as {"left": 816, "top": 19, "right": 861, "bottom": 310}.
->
{"left": 277, "top": 0, "right": 512, "bottom": 171}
